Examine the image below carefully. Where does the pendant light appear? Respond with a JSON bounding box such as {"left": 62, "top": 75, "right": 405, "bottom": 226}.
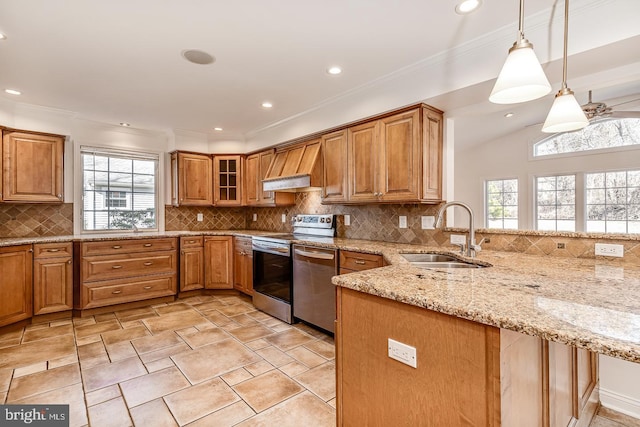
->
{"left": 489, "top": 0, "right": 551, "bottom": 104}
{"left": 541, "top": 0, "right": 589, "bottom": 133}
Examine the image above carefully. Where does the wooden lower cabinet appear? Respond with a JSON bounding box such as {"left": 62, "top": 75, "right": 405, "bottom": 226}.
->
{"left": 0, "top": 245, "right": 33, "bottom": 327}
{"left": 180, "top": 236, "right": 204, "bottom": 292}
{"left": 336, "top": 288, "right": 598, "bottom": 427}
{"left": 33, "top": 242, "right": 73, "bottom": 315}
{"left": 339, "top": 250, "right": 383, "bottom": 274}
{"left": 75, "top": 238, "right": 178, "bottom": 310}
{"left": 204, "top": 236, "right": 233, "bottom": 289}
{"left": 233, "top": 236, "right": 253, "bottom": 295}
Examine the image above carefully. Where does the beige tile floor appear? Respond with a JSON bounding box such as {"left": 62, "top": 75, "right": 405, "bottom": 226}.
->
{"left": 0, "top": 293, "right": 637, "bottom": 427}
{"left": 0, "top": 294, "right": 336, "bottom": 426}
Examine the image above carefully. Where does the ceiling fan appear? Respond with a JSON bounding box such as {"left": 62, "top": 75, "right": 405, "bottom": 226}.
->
{"left": 582, "top": 90, "right": 640, "bottom": 120}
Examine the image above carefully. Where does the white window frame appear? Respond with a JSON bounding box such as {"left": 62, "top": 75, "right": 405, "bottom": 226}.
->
{"left": 534, "top": 174, "right": 577, "bottom": 232}
{"left": 74, "top": 145, "right": 165, "bottom": 234}
{"left": 484, "top": 178, "right": 519, "bottom": 230}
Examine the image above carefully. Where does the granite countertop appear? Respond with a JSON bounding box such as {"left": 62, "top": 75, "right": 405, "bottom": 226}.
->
{"left": 3, "top": 232, "right": 639, "bottom": 363}
{"left": 327, "top": 239, "right": 640, "bottom": 364}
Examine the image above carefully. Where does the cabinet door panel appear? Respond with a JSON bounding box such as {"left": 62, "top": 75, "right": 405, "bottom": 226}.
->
{"left": 379, "top": 109, "right": 421, "bottom": 202}
{"left": 204, "top": 237, "right": 233, "bottom": 289}
{"left": 245, "top": 154, "right": 259, "bottom": 205}
{"left": 180, "top": 247, "right": 204, "bottom": 291}
{"left": 178, "top": 153, "right": 213, "bottom": 206}
{"left": 322, "top": 130, "right": 348, "bottom": 203}
{"left": 348, "top": 121, "right": 378, "bottom": 202}
{"left": 214, "top": 155, "right": 242, "bottom": 206}
{"left": 0, "top": 245, "right": 33, "bottom": 326}
{"left": 549, "top": 341, "right": 574, "bottom": 427}
{"left": 3, "top": 132, "right": 64, "bottom": 203}
{"left": 422, "top": 108, "right": 443, "bottom": 201}
{"left": 34, "top": 257, "right": 73, "bottom": 315}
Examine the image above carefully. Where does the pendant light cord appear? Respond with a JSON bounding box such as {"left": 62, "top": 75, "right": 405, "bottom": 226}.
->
{"left": 518, "top": 0, "right": 525, "bottom": 43}
{"left": 561, "top": 0, "right": 569, "bottom": 91}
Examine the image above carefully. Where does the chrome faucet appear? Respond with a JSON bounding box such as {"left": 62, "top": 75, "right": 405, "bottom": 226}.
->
{"left": 433, "top": 201, "right": 482, "bottom": 257}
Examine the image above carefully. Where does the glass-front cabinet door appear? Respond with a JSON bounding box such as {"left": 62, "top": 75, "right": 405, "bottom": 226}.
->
{"left": 213, "top": 155, "right": 243, "bottom": 206}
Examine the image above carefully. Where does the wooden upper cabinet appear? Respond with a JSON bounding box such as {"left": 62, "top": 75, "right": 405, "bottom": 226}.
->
{"left": 322, "top": 104, "right": 443, "bottom": 205}
{"left": 245, "top": 149, "right": 294, "bottom": 206}
{"left": 347, "top": 121, "right": 379, "bottom": 203}
{"left": 422, "top": 107, "right": 443, "bottom": 202}
{"left": 2, "top": 131, "right": 64, "bottom": 203}
{"left": 378, "top": 109, "right": 421, "bottom": 202}
{"left": 321, "top": 130, "right": 348, "bottom": 203}
{"left": 214, "top": 155, "right": 243, "bottom": 206}
{"left": 171, "top": 151, "right": 213, "bottom": 206}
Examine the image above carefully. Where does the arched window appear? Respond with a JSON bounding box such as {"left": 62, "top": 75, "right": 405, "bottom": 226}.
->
{"left": 533, "top": 118, "right": 640, "bottom": 157}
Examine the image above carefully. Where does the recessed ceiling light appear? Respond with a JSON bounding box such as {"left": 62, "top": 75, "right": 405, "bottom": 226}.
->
{"left": 119, "top": 122, "right": 130, "bottom": 127}
{"left": 262, "top": 102, "right": 273, "bottom": 109}
{"left": 504, "top": 112, "right": 514, "bottom": 118}
{"left": 327, "top": 66, "right": 342, "bottom": 75}
{"left": 5, "top": 89, "right": 21, "bottom": 95}
{"left": 181, "top": 49, "right": 216, "bottom": 65}
{"left": 0, "top": 33, "right": 6, "bottom": 40}
{"left": 214, "top": 127, "right": 223, "bottom": 131}
{"left": 455, "top": 0, "right": 481, "bottom": 14}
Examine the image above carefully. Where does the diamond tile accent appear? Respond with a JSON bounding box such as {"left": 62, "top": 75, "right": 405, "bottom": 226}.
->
{"left": 0, "top": 203, "right": 72, "bottom": 237}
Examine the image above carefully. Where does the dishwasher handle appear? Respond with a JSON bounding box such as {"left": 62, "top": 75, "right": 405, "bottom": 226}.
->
{"left": 294, "top": 248, "right": 335, "bottom": 260}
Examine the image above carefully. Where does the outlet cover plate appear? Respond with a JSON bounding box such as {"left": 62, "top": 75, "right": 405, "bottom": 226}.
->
{"left": 281, "top": 214, "right": 287, "bottom": 223}
{"left": 399, "top": 216, "right": 407, "bottom": 229}
{"left": 388, "top": 338, "right": 417, "bottom": 368}
{"left": 421, "top": 216, "right": 435, "bottom": 229}
{"left": 595, "top": 243, "right": 624, "bottom": 257}
{"left": 252, "top": 213, "right": 257, "bottom": 222}
{"left": 450, "top": 234, "right": 466, "bottom": 245}
{"left": 196, "top": 213, "right": 203, "bottom": 222}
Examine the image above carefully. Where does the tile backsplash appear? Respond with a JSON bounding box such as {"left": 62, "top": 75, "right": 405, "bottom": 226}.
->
{"left": 165, "top": 205, "right": 245, "bottom": 231}
{"left": 0, "top": 203, "right": 73, "bottom": 237}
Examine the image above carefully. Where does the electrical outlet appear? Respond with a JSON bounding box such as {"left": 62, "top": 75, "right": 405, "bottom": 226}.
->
{"left": 399, "top": 216, "right": 407, "bottom": 229}
{"left": 196, "top": 213, "right": 203, "bottom": 222}
{"left": 344, "top": 214, "right": 351, "bottom": 226}
{"left": 388, "top": 338, "right": 417, "bottom": 368}
{"left": 281, "top": 214, "right": 287, "bottom": 223}
{"left": 421, "top": 216, "right": 435, "bottom": 229}
{"left": 595, "top": 243, "right": 624, "bottom": 257}
{"left": 450, "top": 234, "right": 466, "bottom": 245}
{"left": 252, "top": 213, "right": 257, "bottom": 222}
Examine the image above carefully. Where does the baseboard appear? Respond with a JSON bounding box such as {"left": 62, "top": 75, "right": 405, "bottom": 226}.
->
{"left": 600, "top": 387, "right": 640, "bottom": 419}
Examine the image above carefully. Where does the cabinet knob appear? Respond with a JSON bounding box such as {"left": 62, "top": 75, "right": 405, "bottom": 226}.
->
{"left": 57, "top": 194, "right": 63, "bottom": 198}
{"left": 181, "top": 250, "right": 185, "bottom": 255}
{"left": 112, "top": 265, "right": 123, "bottom": 269}
{"left": 112, "top": 290, "right": 122, "bottom": 294}
{"left": 67, "top": 260, "right": 72, "bottom": 264}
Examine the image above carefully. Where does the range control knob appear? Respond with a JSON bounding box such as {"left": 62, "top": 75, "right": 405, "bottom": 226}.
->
{"left": 320, "top": 218, "right": 325, "bottom": 223}
{"left": 326, "top": 217, "right": 332, "bottom": 223}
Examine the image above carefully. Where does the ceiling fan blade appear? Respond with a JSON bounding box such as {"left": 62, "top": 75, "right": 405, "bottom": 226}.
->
{"left": 610, "top": 111, "right": 640, "bottom": 119}
{"left": 610, "top": 97, "right": 640, "bottom": 109}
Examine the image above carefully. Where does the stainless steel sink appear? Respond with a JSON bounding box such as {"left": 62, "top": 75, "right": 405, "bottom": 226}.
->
{"left": 401, "top": 253, "right": 487, "bottom": 269}
{"left": 401, "top": 253, "right": 460, "bottom": 263}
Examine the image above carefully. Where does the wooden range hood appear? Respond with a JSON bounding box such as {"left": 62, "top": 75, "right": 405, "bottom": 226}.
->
{"left": 262, "top": 139, "right": 323, "bottom": 192}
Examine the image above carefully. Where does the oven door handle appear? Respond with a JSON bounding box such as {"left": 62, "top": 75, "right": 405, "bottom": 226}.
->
{"left": 294, "top": 249, "right": 335, "bottom": 260}
{"left": 253, "top": 243, "right": 289, "bottom": 253}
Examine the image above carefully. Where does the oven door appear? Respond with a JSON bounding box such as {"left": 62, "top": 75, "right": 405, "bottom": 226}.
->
{"left": 252, "top": 248, "right": 293, "bottom": 323}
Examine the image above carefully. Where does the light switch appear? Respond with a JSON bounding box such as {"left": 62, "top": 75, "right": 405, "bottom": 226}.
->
{"left": 421, "top": 216, "right": 435, "bottom": 229}
{"left": 281, "top": 214, "right": 287, "bottom": 223}
{"left": 399, "top": 216, "right": 407, "bottom": 229}
{"left": 344, "top": 215, "right": 351, "bottom": 226}
{"left": 252, "top": 213, "right": 257, "bottom": 222}
{"left": 197, "top": 213, "right": 203, "bottom": 222}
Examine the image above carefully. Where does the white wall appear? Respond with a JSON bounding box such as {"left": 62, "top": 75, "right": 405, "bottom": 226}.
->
{"left": 600, "top": 355, "right": 640, "bottom": 418}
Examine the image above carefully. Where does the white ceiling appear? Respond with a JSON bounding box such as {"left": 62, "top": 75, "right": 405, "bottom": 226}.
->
{"left": 0, "top": 0, "right": 639, "bottom": 150}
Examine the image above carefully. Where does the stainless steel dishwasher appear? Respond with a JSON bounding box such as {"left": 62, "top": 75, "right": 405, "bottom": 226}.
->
{"left": 292, "top": 244, "right": 338, "bottom": 334}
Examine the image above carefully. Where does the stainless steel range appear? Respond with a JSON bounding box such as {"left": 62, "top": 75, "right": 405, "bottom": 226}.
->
{"left": 252, "top": 214, "right": 336, "bottom": 325}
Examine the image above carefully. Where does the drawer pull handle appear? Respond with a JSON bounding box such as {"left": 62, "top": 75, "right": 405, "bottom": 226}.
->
{"left": 112, "top": 245, "right": 122, "bottom": 249}
{"left": 143, "top": 286, "right": 153, "bottom": 290}
{"left": 144, "top": 243, "right": 153, "bottom": 247}
{"left": 112, "top": 290, "right": 122, "bottom": 294}
{"left": 112, "top": 265, "right": 123, "bottom": 269}
{"left": 354, "top": 260, "right": 366, "bottom": 265}
{"left": 143, "top": 262, "right": 153, "bottom": 266}
{"left": 188, "top": 240, "right": 195, "bottom": 244}
{"left": 47, "top": 248, "right": 60, "bottom": 252}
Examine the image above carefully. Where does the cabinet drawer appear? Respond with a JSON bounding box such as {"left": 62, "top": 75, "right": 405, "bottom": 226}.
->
{"left": 234, "top": 236, "right": 252, "bottom": 252}
{"left": 34, "top": 242, "right": 73, "bottom": 258}
{"left": 180, "top": 236, "right": 203, "bottom": 248}
{"left": 82, "top": 274, "right": 176, "bottom": 309}
{"left": 340, "top": 250, "right": 383, "bottom": 271}
{"left": 82, "top": 251, "right": 177, "bottom": 282}
{"left": 82, "top": 238, "right": 177, "bottom": 256}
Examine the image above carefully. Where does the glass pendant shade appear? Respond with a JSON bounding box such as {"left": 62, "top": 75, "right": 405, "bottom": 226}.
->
{"left": 542, "top": 89, "right": 589, "bottom": 133}
{"left": 489, "top": 45, "right": 551, "bottom": 104}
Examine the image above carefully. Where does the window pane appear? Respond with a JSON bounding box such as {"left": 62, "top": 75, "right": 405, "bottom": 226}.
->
{"left": 485, "top": 179, "right": 518, "bottom": 229}
{"left": 535, "top": 175, "right": 575, "bottom": 232}
{"left": 81, "top": 149, "right": 158, "bottom": 232}
{"left": 586, "top": 170, "right": 640, "bottom": 233}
